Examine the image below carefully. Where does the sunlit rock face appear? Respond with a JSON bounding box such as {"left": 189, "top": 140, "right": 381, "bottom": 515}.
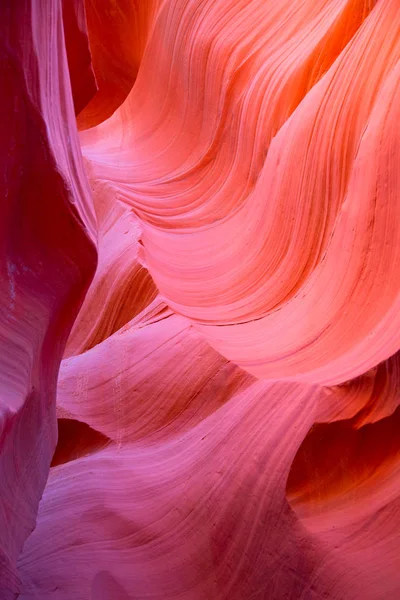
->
{"left": 1, "top": 0, "right": 400, "bottom": 598}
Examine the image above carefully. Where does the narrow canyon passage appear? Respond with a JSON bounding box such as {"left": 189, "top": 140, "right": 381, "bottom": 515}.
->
{"left": 1, "top": 1, "right": 400, "bottom": 599}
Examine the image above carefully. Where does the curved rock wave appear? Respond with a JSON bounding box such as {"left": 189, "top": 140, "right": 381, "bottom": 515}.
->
{"left": 1, "top": 1, "right": 400, "bottom": 599}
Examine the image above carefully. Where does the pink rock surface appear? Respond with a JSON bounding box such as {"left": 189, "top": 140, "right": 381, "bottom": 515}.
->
{"left": 1, "top": 0, "right": 400, "bottom": 599}
{"left": 0, "top": 1, "right": 96, "bottom": 597}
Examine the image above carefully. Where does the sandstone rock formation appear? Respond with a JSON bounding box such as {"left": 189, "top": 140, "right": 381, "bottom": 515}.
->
{"left": 1, "top": 0, "right": 400, "bottom": 598}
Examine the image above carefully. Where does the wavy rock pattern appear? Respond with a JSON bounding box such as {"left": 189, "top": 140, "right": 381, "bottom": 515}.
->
{"left": 1, "top": 0, "right": 400, "bottom": 598}
{"left": 81, "top": 0, "right": 400, "bottom": 384}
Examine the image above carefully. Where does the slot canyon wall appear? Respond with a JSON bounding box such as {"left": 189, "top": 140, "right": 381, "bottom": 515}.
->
{"left": 1, "top": 0, "right": 400, "bottom": 598}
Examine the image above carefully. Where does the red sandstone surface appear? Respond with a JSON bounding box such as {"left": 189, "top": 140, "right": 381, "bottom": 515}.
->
{"left": 1, "top": 1, "right": 400, "bottom": 598}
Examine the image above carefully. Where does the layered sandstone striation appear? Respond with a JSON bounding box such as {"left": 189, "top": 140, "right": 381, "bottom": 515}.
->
{"left": 1, "top": 0, "right": 400, "bottom": 598}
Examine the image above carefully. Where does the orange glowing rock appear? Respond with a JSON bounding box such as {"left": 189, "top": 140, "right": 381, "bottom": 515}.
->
{"left": 81, "top": 0, "right": 400, "bottom": 384}
{"left": 1, "top": 0, "right": 400, "bottom": 599}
